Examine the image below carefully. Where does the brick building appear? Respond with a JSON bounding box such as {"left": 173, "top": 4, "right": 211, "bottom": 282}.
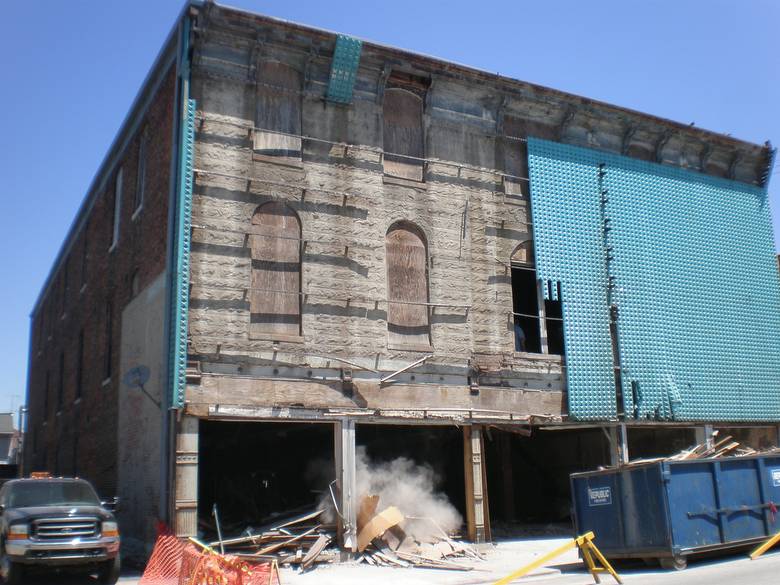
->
{"left": 24, "top": 1, "right": 780, "bottom": 560}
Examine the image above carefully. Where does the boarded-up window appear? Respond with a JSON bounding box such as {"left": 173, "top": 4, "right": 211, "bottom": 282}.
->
{"left": 249, "top": 202, "right": 302, "bottom": 339}
{"left": 254, "top": 62, "right": 302, "bottom": 163}
{"left": 386, "top": 223, "right": 431, "bottom": 348}
{"left": 383, "top": 88, "right": 424, "bottom": 181}
{"left": 502, "top": 116, "right": 530, "bottom": 198}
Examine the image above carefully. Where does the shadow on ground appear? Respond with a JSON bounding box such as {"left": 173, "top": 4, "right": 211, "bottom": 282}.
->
{"left": 552, "top": 547, "right": 758, "bottom": 579}
{"left": 18, "top": 569, "right": 141, "bottom": 584}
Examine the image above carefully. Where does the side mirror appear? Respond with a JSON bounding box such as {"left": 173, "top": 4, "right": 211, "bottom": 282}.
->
{"left": 0, "top": 504, "right": 5, "bottom": 514}
{"left": 101, "top": 497, "right": 120, "bottom": 513}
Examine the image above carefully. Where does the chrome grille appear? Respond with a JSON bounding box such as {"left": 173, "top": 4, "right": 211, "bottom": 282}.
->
{"left": 31, "top": 517, "right": 99, "bottom": 540}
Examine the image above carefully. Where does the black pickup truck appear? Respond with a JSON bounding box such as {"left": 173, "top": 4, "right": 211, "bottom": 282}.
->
{"left": 0, "top": 477, "right": 120, "bottom": 584}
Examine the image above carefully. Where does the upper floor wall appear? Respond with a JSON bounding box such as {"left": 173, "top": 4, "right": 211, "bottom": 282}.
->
{"left": 182, "top": 3, "right": 774, "bottom": 419}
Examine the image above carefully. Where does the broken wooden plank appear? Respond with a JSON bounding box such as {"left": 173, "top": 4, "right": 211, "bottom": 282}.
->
{"left": 357, "top": 506, "right": 404, "bottom": 552}
{"left": 252, "top": 526, "right": 318, "bottom": 556}
{"left": 301, "top": 534, "right": 332, "bottom": 570}
{"left": 395, "top": 551, "right": 473, "bottom": 571}
{"left": 373, "top": 549, "right": 410, "bottom": 568}
{"left": 270, "top": 509, "right": 324, "bottom": 531}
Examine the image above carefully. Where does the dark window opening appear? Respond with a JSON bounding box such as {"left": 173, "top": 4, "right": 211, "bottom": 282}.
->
{"left": 545, "top": 287, "right": 565, "bottom": 356}
{"left": 47, "top": 298, "right": 54, "bottom": 338}
{"left": 510, "top": 242, "right": 565, "bottom": 356}
{"left": 72, "top": 431, "right": 79, "bottom": 476}
{"left": 75, "top": 330, "right": 84, "bottom": 400}
{"left": 80, "top": 226, "right": 89, "bottom": 289}
{"left": 57, "top": 352, "right": 65, "bottom": 411}
{"left": 511, "top": 266, "right": 541, "bottom": 353}
{"left": 61, "top": 260, "right": 69, "bottom": 315}
{"left": 134, "top": 129, "right": 147, "bottom": 213}
{"left": 43, "top": 370, "right": 50, "bottom": 419}
{"left": 104, "top": 301, "right": 113, "bottom": 380}
{"left": 131, "top": 269, "right": 140, "bottom": 298}
{"left": 110, "top": 169, "right": 123, "bottom": 250}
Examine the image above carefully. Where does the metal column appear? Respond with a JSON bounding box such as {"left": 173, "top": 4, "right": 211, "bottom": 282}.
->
{"left": 334, "top": 418, "right": 357, "bottom": 555}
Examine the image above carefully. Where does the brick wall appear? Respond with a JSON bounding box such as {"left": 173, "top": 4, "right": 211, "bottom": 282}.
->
{"left": 24, "top": 66, "right": 176, "bottom": 497}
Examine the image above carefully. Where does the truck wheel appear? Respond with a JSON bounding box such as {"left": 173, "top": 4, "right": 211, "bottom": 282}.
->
{"left": 97, "top": 555, "right": 121, "bottom": 585}
{"left": 0, "top": 553, "right": 24, "bottom": 585}
{"left": 659, "top": 555, "right": 687, "bottom": 571}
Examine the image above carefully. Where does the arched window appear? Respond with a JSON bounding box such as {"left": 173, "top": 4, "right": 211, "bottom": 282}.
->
{"left": 383, "top": 87, "right": 424, "bottom": 181}
{"left": 385, "top": 223, "right": 431, "bottom": 348}
{"left": 254, "top": 62, "right": 302, "bottom": 163}
{"left": 510, "top": 241, "right": 564, "bottom": 355}
{"left": 249, "top": 202, "right": 302, "bottom": 339}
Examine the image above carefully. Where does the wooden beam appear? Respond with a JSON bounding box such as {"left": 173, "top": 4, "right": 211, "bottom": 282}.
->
{"left": 463, "top": 425, "right": 490, "bottom": 543}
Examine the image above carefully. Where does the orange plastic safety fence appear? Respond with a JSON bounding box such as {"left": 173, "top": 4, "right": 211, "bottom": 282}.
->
{"left": 140, "top": 525, "right": 279, "bottom": 585}
{"left": 139, "top": 526, "right": 187, "bottom": 585}
{"left": 179, "top": 544, "right": 280, "bottom": 585}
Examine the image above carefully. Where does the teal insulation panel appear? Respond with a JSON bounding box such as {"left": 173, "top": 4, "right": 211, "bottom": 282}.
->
{"left": 326, "top": 35, "right": 362, "bottom": 104}
{"left": 170, "top": 98, "right": 196, "bottom": 409}
{"left": 528, "top": 138, "right": 780, "bottom": 421}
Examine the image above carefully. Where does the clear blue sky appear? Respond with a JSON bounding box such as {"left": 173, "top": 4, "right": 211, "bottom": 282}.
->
{"left": 1, "top": 0, "right": 777, "bottom": 423}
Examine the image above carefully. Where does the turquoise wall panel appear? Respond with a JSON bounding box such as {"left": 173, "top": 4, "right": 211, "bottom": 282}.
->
{"left": 528, "top": 138, "right": 780, "bottom": 421}
{"left": 170, "top": 98, "right": 196, "bottom": 409}
{"left": 326, "top": 35, "right": 362, "bottom": 104}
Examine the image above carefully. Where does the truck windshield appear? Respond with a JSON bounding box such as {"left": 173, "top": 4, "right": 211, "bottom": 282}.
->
{"left": 7, "top": 482, "right": 101, "bottom": 508}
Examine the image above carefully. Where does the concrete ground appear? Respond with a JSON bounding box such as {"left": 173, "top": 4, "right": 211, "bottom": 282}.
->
{"left": 277, "top": 537, "right": 780, "bottom": 585}
{"left": 19, "top": 539, "right": 780, "bottom": 584}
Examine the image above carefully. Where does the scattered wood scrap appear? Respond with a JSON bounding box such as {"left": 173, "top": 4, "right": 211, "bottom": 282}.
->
{"left": 621, "top": 431, "right": 780, "bottom": 468}
{"left": 207, "top": 507, "right": 336, "bottom": 571}
{"left": 352, "top": 495, "right": 481, "bottom": 570}
{"left": 207, "top": 496, "right": 483, "bottom": 574}
{"left": 357, "top": 506, "right": 403, "bottom": 552}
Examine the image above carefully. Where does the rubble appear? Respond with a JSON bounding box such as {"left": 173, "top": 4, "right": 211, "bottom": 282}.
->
{"left": 206, "top": 495, "right": 483, "bottom": 573}
{"left": 619, "top": 431, "right": 780, "bottom": 468}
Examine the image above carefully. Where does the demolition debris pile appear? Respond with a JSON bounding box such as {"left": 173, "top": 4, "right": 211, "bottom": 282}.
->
{"left": 621, "top": 431, "right": 780, "bottom": 468}
{"left": 206, "top": 450, "right": 480, "bottom": 572}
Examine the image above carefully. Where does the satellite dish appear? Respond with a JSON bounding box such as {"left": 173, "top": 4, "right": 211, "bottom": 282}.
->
{"left": 123, "top": 365, "right": 151, "bottom": 389}
{"left": 121, "top": 365, "right": 160, "bottom": 409}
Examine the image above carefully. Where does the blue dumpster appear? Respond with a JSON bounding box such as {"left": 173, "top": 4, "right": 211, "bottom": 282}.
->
{"left": 570, "top": 455, "right": 780, "bottom": 569}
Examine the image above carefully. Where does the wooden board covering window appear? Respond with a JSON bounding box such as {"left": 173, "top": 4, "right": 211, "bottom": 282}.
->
{"left": 249, "top": 202, "right": 301, "bottom": 339}
{"left": 254, "top": 62, "right": 302, "bottom": 162}
{"left": 502, "top": 116, "right": 531, "bottom": 197}
{"left": 386, "top": 224, "right": 431, "bottom": 348}
{"left": 383, "top": 88, "right": 424, "bottom": 181}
